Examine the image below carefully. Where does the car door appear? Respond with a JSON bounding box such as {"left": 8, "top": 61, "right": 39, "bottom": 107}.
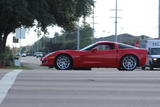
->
{"left": 81, "top": 43, "right": 118, "bottom": 67}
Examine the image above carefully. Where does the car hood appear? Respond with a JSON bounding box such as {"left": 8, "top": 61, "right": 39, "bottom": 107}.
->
{"left": 42, "top": 50, "right": 83, "bottom": 59}
{"left": 149, "top": 55, "right": 160, "bottom": 58}
{"left": 55, "top": 50, "right": 81, "bottom": 53}
{"left": 54, "top": 50, "right": 84, "bottom": 55}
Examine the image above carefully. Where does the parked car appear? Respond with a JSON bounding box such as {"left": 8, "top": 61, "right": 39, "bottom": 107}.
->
{"left": 15, "top": 52, "right": 21, "bottom": 56}
{"left": 27, "top": 53, "right": 33, "bottom": 56}
{"left": 40, "top": 41, "right": 148, "bottom": 71}
{"left": 34, "top": 52, "right": 43, "bottom": 58}
{"left": 22, "top": 53, "right": 27, "bottom": 57}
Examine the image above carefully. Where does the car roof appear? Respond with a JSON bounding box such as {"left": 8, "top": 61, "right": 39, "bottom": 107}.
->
{"left": 95, "top": 41, "right": 116, "bottom": 44}
{"left": 95, "top": 41, "right": 136, "bottom": 48}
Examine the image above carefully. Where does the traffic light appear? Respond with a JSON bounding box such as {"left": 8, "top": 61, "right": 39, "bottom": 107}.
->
{"left": 13, "top": 36, "right": 19, "bottom": 43}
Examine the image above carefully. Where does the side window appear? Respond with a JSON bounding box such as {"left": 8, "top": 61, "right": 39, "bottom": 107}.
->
{"left": 119, "top": 44, "right": 135, "bottom": 49}
{"left": 119, "top": 44, "right": 126, "bottom": 49}
{"left": 94, "top": 43, "right": 114, "bottom": 50}
{"left": 94, "top": 45, "right": 105, "bottom": 50}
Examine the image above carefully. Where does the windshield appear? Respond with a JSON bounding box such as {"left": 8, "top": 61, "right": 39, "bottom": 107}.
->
{"left": 80, "top": 43, "right": 97, "bottom": 51}
{"left": 150, "top": 48, "right": 160, "bottom": 55}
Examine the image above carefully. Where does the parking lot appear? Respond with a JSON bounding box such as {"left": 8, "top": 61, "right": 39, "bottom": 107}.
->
{"left": 0, "top": 56, "right": 160, "bottom": 107}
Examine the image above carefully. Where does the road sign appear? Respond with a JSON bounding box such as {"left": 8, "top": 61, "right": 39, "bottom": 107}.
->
{"left": 15, "top": 27, "right": 26, "bottom": 39}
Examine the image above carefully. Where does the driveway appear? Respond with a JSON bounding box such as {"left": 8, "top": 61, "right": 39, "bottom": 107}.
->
{"left": 21, "top": 56, "right": 49, "bottom": 70}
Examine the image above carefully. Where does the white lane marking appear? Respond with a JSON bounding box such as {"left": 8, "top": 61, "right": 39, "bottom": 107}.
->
{"left": 0, "top": 70, "right": 22, "bottom": 104}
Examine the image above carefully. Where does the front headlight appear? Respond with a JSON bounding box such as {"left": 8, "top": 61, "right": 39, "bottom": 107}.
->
{"left": 153, "top": 58, "right": 157, "bottom": 61}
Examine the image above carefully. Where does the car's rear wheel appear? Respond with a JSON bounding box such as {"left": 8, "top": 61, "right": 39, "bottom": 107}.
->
{"left": 121, "top": 55, "right": 137, "bottom": 71}
{"left": 55, "top": 54, "right": 72, "bottom": 70}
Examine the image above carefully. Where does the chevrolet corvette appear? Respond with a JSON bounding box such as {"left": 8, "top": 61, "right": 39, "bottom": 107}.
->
{"left": 40, "top": 41, "right": 148, "bottom": 71}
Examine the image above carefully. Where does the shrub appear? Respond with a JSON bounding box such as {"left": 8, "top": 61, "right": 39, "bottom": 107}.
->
{"left": 0, "top": 47, "right": 14, "bottom": 67}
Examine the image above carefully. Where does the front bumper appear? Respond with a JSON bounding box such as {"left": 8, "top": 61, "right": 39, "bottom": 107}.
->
{"left": 150, "top": 58, "right": 160, "bottom": 67}
{"left": 146, "top": 57, "right": 160, "bottom": 68}
{"left": 40, "top": 57, "right": 55, "bottom": 67}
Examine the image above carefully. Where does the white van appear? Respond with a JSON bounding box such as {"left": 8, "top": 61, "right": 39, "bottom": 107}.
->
{"left": 140, "top": 39, "right": 160, "bottom": 70}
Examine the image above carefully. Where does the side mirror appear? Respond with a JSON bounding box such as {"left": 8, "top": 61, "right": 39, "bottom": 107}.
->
{"left": 91, "top": 48, "right": 97, "bottom": 53}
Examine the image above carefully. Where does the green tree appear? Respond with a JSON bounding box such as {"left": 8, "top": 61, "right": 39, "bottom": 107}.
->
{"left": 80, "top": 24, "right": 93, "bottom": 48}
{"left": 0, "top": 0, "right": 94, "bottom": 54}
{"left": 29, "top": 24, "right": 93, "bottom": 53}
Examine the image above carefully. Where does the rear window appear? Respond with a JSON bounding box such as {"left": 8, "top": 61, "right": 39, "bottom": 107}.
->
{"left": 118, "top": 43, "right": 136, "bottom": 49}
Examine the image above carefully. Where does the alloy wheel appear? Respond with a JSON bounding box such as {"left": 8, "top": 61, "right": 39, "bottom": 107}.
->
{"left": 56, "top": 55, "right": 72, "bottom": 70}
{"left": 122, "top": 55, "right": 137, "bottom": 71}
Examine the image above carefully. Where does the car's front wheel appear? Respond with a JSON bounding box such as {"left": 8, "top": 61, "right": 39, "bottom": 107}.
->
{"left": 117, "top": 67, "right": 125, "bottom": 71}
{"left": 120, "top": 55, "right": 137, "bottom": 71}
{"left": 150, "top": 66, "right": 154, "bottom": 70}
{"left": 55, "top": 54, "right": 72, "bottom": 70}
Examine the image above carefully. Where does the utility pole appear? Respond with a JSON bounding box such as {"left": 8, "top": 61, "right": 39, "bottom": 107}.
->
{"left": 77, "top": 21, "right": 80, "bottom": 50}
{"left": 92, "top": 4, "right": 95, "bottom": 43}
{"left": 115, "top": 0, "right": 118, "bottom": 42}
{"left": 63, "top": 32, "right": 66, "bottom": 49}
{"left": 111, "top": 0, "right": 122, "bottom": 42}
{"left": 159, "top": 0, "right": 160, "bottom": 38}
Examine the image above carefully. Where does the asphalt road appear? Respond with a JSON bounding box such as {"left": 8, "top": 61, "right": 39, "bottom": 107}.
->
{"left": 0, "top": 56, "right": 160, "bottom": 107}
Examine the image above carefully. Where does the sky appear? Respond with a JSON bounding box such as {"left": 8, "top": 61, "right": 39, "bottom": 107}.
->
{"left": 93, "top": 0, "right": 158, "bottom": 38}
{"left": 7, "top": 0, "right": 159, "bottom": 47}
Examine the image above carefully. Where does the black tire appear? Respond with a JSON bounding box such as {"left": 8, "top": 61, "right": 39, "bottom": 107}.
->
{"left": 48, "top": 66, "right": 53, "bottom": 68}
{"left": 55, "top": 54, "right": 72, "bottom": 70}
{"left": 120, "top": 55, "right": 137, "bottom": 71}
{"left": 150, "top": 66, "right": 154, "bottom": 70}
{"left": 142, "top": 66, "right": 145, "bottom": 70}
{"left": 74, "top": 68, "right": 92, "bottom": 70}
{"left": 117, "top": 67, "right": 125, "bottom": 71}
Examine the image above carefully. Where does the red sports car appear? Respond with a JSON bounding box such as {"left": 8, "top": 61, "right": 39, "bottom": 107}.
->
{"left": 40, "top": 41, "right": 147, "bottom": 71}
